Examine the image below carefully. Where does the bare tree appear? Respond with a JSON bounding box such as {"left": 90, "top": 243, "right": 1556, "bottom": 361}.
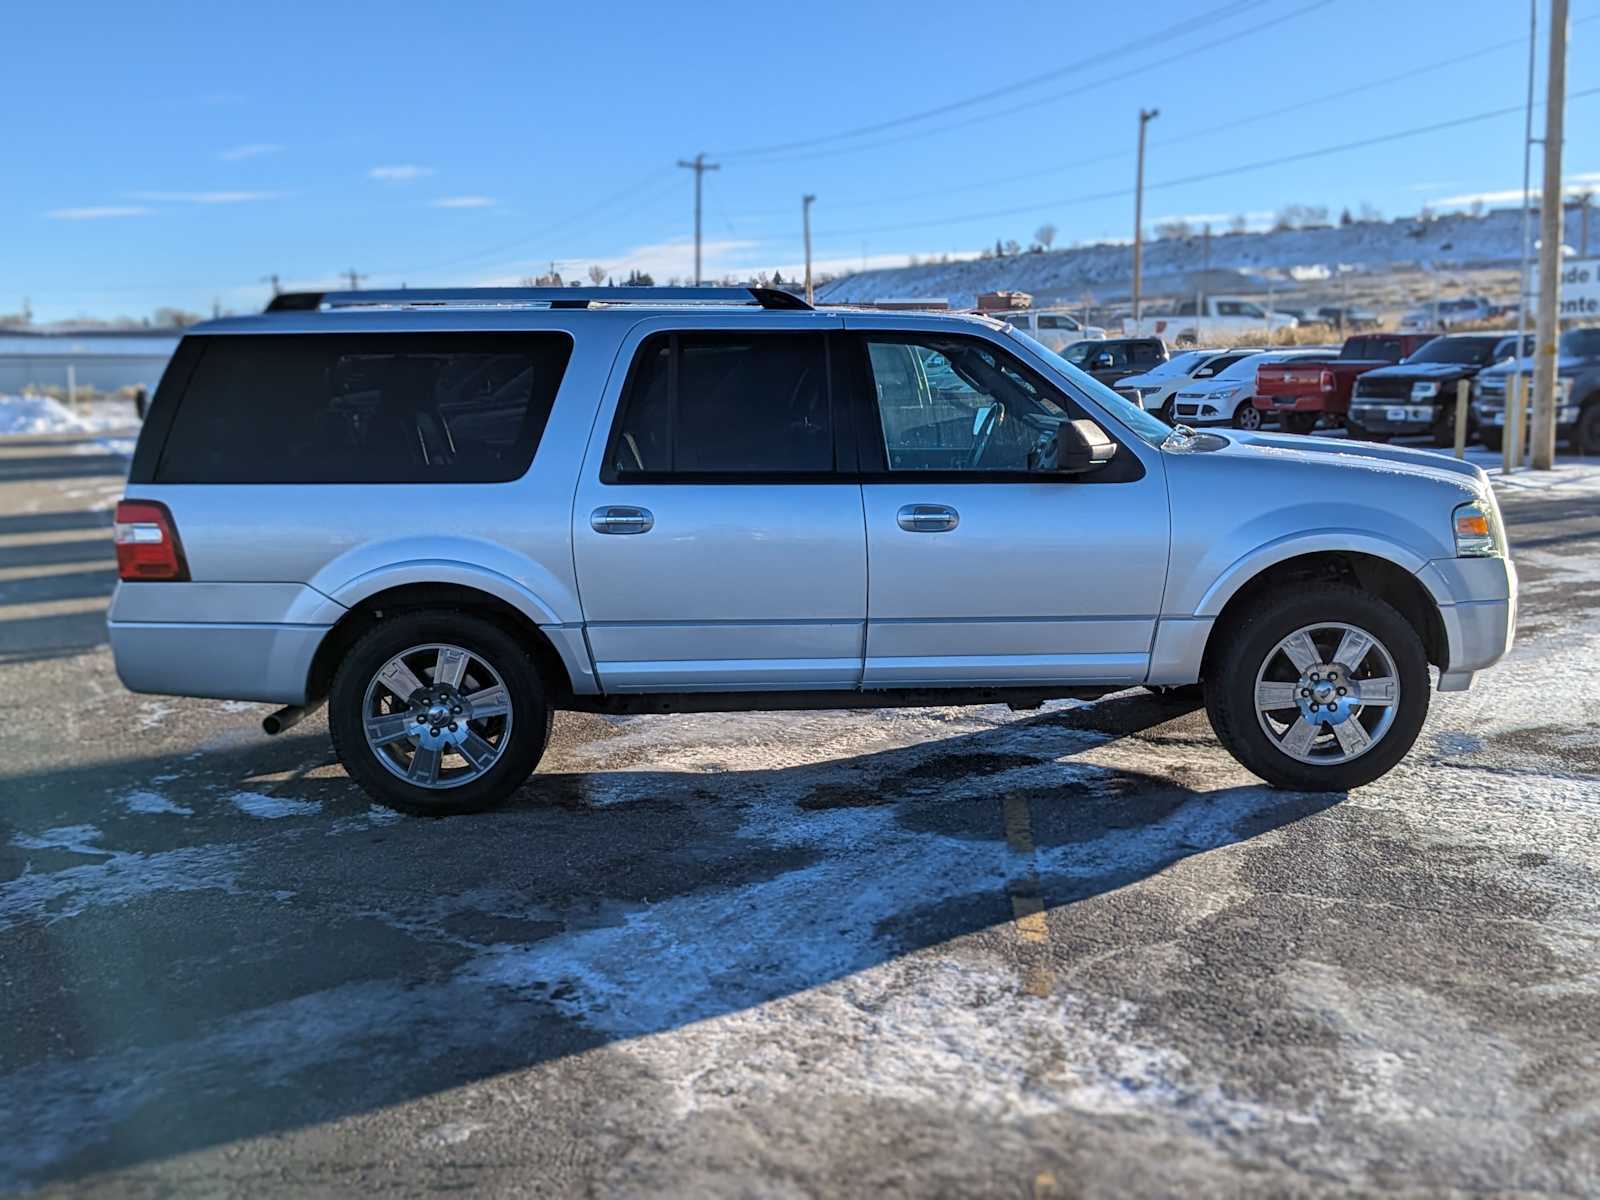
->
{"left": 1154, "top": 219, "right": 1193, "bottom": 241}
{"left": 1229, "top": 213, "right": 1249, "bottom": 234}
{"left": 1035, "top": 223, "right": 1057, "bottom": 250}
{"left": 587, "top": 264, "right": 606, "bottom": 285}
{"left": 1003, "top": 239, "right": 1022, "bottom": 257}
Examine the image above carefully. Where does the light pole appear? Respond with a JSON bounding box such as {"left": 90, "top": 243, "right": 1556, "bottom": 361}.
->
{"left": 1531, "top": 0, "right": 1569, "bottom": 470}
{"left": 1132, "top": 108, "right": 1160, "bottom": 328}
{"left": 802, "top": 194, "right": 817, "bottom": 304}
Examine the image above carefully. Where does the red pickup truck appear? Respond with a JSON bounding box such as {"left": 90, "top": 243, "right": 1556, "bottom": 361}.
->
{"left": 1253, "top": 332, "right": 1439, "bottom": 433}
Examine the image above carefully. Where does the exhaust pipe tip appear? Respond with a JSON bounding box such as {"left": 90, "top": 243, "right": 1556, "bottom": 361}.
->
{"left": 262, "top": 698, "right": 325, "bottom": 736}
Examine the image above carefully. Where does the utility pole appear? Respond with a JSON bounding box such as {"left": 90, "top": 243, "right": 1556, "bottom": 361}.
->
{"left": 260, "top": 273, "right": 282, "bottom": 296}
{"left": 677, "top": 153, "right": 720, "bottom": 286}
{"left": 343, "top": 268, "right": 367, "bottom": 291}
{"left": 1531, "top": 0, "right": 1568, "bottom": 471}
{"left": 1131, "top": 108, "right": 1159, "bottom": 328}
{"left": 1515, "top": 0, "right": 1538, "bottom": 429}
{"left": 802, "top": 194, "right": 817, "bottom": 304}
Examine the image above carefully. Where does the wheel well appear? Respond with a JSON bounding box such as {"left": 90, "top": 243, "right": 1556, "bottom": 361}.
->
{"left": 1201, "top": 552, "right": 1447, "bottom": 677}
{"left": 306, "top": 583, "right": 576, "bottom": 704}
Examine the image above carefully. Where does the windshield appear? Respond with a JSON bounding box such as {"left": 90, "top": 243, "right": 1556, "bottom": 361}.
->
{"left": 1007, "top": 327, "right": 1172, "bottom": 448}
{"left": 1561, "top": 328, "right": 1600, "bottom": 357}
{"left": 1138, "top": 350, "right": 1210, "bottom": 379}
{"left": 1404, "top": 336, "right": 1501, "bottom": 365}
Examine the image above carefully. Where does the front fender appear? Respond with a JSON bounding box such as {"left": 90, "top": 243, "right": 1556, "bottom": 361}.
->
{"left": 1191, "top": 530, "right": 1429, "bottom": 618}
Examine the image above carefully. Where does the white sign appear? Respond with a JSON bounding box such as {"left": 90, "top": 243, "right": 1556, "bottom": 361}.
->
{"left": 1533, "top": 257, "right": 1600, "bottom": 320}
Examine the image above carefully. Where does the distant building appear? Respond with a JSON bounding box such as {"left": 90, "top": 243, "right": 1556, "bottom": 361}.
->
{"left": 0, "top": 330, "right": 179, "bottom": 394}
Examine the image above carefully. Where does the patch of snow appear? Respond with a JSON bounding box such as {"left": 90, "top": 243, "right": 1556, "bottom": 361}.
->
{"left": 119, "top": 790, "right": 193, "bottom": 817}
{"left": 229, "top": 791, "right": 322, "bottom": 820}
{"left": 0, "top": 394, "right": 140, "bottom": 437}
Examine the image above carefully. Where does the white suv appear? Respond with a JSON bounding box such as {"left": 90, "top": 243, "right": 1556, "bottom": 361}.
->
{"left": 110, "top": 287, "right": 1516, "bottom": 813}
{"left": 1002, "top": 309, "right": 1106, "bottom": 350}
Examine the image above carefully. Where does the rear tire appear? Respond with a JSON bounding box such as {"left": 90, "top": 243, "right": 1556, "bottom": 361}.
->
{"left": 1284, "top": 413, "right": 1318, "bottom": 435}
{"left": 329, "top": 611, "right": 549, "bottom": 815}
{"left": 1204, "top": 585, "right": 1429, "bottom": 792}
{"left": 1577, "top": 402, "right": 1600, "bottom": 455}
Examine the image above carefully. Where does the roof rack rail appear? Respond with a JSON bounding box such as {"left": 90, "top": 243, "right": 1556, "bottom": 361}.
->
{"left": 263, "top": 286, "right": 811, "bottom": 314}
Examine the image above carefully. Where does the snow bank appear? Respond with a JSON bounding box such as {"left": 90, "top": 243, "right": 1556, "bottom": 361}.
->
{"left": 0, "top": 393, "right": 140, "bottom": 436}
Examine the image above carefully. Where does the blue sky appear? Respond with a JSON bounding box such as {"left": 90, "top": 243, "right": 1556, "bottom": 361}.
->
{"left": 6, "top": 0, "right": 1597, "bottom": 321}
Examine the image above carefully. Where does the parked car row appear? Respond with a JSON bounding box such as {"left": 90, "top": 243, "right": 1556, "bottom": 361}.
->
{"left": 1104, "top": 326, "right": 1600, "bottom": 455}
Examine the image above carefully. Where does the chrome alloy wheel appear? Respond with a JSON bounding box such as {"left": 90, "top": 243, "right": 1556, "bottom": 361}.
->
{"left": 361, "top": 643, "right": 513, "bottom": 789}
{"left": 1252, "top": 622, "right": 1400, "bottom": 766}
{"left": 1236, "top": 405, "right": 1263, "bottom": 430}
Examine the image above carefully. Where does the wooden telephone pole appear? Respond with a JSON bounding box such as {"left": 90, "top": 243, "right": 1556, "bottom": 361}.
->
{"left": 1131, "top": 108, "right": 1160, "bottom": 327}
{"left": 1531, "top": 0, "right": 1569, "bottom": 470}
{"left": 677, "top": 153, "right": 720, "bottom": 285}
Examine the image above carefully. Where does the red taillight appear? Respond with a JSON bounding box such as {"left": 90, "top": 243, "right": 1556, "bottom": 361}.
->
{"left": 1320, "top": 370, "right": 1336, "bottom": 393}
{"left": 114, "top": 500, "right": 189, "bottom": 582}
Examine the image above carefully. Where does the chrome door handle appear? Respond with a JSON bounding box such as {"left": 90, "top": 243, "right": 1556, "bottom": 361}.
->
{"left": 896, "top": 503, "right": 959, "bottom": 533}
{"left": 591, "top": 506, "right": 654, "bottom": 535}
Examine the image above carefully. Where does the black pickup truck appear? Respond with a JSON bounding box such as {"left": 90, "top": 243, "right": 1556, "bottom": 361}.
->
{"left": 1473, "top": 326, "right": 1600, "bottom": 453}
{"left": 1059, "top": 337, "right": 1169, "bottom": 388}
{"left": 1346, "top": 332, "right": 1527, "bottom": 446}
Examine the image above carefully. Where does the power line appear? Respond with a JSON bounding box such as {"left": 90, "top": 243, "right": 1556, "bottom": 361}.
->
{"left": 713, "top": 0, "right": 1272, "bottom": 161}
{"left": 807, "top": 86, "right": 1600, "bottom": 242}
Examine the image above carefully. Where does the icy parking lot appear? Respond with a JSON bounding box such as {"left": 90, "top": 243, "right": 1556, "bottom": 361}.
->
{"left": 1, "top": 428, "right": 1598, "bottom": 1196}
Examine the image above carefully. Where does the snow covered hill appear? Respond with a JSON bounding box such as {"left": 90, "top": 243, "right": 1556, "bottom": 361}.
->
{"left": 814, "top": 209, "right": 1529, "bottom": 309}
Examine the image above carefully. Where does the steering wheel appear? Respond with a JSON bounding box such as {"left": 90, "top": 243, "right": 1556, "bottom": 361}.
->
{"left": 969, "top": 404, "right": 1000, "bottom": 468}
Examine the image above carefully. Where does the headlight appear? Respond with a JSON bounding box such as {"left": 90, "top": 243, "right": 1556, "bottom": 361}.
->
{"left": 1453, "top": 500, "right": 1502, "bottom": 557}
{"left": 1411, "top": 381, "right": 1439, "bottom": 399}
{"left": 1213, "top": 386, "right": 1239, "bottom": 399}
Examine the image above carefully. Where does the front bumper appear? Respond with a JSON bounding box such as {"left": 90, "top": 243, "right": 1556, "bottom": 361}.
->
{"left": 1348, "top": 402, "right": 1444, "bottom": 434}
{"left": 1415, "top": 555, "right": 1518, "bottom": 689}
{"left": 1472, "top": 403, "right": 1580, "bottom": 430}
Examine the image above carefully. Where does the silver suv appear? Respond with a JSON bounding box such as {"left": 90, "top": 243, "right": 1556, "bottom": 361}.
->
{"left": 109, "top": 287, "right": 1517, "bottom": 814}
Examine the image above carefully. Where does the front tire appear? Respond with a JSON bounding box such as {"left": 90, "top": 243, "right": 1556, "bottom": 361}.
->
{"left": 1204, "top": 585, "right": 1429, "bottom": 791}
{"left": 328, "top": 611, "right": 549, "bottom": 815}
{"left": 1479, "top": 428, "right": 1504, "bottom": 452}
{"left": 1234, "top": 404, "right": 1263, "bottom": 430}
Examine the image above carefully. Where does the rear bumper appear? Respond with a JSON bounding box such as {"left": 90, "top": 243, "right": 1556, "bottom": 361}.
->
{"left": 1254, "top": 394, "right": 1328, "bottom": 413}
{"left": 108, "top": 620, "right": 330, "bottom": 704}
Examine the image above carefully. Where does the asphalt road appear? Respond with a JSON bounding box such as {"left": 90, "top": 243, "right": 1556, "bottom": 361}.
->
{"left": 2, "top": 431, "right": 1598, "bottom": 1198}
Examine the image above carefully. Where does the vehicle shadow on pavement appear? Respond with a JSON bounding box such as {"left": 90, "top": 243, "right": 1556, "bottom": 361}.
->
{"left": 0, "top": 692, "right": 1344, "bottom": 1188}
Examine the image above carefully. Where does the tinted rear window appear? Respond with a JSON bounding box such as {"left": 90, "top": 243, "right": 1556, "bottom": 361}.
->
{"left": 151, "top": 332, "right": 572, "bottom": 484}
{"left": 605, "top": 332, "right": 833, "bottom": 479}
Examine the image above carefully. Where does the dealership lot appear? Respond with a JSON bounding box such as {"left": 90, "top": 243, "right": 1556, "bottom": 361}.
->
{"left": 2, "top": 432, "right": 1598, "bottom": 1196}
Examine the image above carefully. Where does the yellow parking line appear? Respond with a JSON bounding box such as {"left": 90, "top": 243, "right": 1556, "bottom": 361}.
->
{"left": 0, "top": 560, "right": 112, "bottom": 583}
{"left": 0, "top": 595, "right": 107, "bottom": 619}
{"left": 0, "top": 527, "right": 111, "bottom": 549}
{"left": 1002, "top": 793, "right": 1053, "bottom": 995}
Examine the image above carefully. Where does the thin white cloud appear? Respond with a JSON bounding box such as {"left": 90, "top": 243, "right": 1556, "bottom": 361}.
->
{"left": 1429, "top": 176, "right": 1600, "bottom": 209}
{"left": 130, "top": 190, "right": 285, "bottom": 204}
{"left": 369, "top": 165, "right": 435, "bottom": 183}
{"left": 430, "top": 195, "right": 495, "bottom": 209}
{"left": 47, "top": 206, "right": 155, "bottom": 220}
{"left": 219, "top": 143, "right": 283, "bottom": 161}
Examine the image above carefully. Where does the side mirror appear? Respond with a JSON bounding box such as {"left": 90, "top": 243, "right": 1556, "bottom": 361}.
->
{"left": 1092, "top": 352, "right": 1114, "bottom": 370}
{"left": 1033, "top": 419, "right": 1118, "bottom": 475}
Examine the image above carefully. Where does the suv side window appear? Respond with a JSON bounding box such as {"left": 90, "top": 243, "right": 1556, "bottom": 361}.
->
{"left": 1131, "top": 341, "right": 1163, "bottom": 366}
{"left": 1037, "top": 314, "right": 1075, "bottom": 330}
{"left": 607, "top": 332, "right": 833, "bottom": 479}
{"left": 151, "top": 332, "right": 572, "bottom": 484}
{"left": 864, "top": 335, "right": 1070, "bottom": 472}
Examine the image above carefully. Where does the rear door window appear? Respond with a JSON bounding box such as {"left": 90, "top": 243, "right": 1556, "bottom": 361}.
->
{"left": 151, "top": 332, "right": 571, "bottom": 484}
{"left": 606, "top": 332, "right": 834, "bottom": 479}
